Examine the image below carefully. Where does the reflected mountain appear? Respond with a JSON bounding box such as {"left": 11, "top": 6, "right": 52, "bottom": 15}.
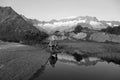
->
{"left": 38, "top": 52, "right": 120, "bottom": 80}
{"left": 90, "top": 52, "right": 120, "bottom": 65}
{"left": 101, "top": 57, "right": 120, "bottom": 65}
{"left": 57, "top": 53, "right": 102, "bottom": 66}
{"left": 56, "top": 52, "right": 120, "bottom": 66}
{"left": 72, "top": 53, "right": 83, "bottom": 62}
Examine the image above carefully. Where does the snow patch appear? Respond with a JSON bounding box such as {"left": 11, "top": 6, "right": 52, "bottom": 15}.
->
{"left": 107, "top": 23, "right": 112, "bottom": 26}
{"left": 90, "top": 21, "right": 107, "bottom": 29}
{"left": 114, "top": 24, "right": 119, "bottom": 26}
{"left": 90, "top": 21, "right": 101, "bottom": 25}
{"left": 38, "top": 19, "right": 86, "bottom": 30}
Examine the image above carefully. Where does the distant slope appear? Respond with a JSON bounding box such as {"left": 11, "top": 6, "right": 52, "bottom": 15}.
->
{"left": 0, "top": 6, "right": 48, "bottom": 43}
{"left": 21, "top": 15, "right": 47, "bottom": 33}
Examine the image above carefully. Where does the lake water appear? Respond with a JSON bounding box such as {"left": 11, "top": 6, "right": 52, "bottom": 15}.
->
{"left": 32, "top": 53, "right": 120, "bottom": 80}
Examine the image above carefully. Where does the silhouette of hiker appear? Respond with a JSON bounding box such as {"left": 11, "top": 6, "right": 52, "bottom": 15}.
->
{"left": 49, "top": 53, "right": 58, "bottom": 68}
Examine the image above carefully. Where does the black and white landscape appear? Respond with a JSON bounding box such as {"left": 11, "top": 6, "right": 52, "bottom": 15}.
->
{"left": 0, "top": 0, "right": 120, "bottom": 80}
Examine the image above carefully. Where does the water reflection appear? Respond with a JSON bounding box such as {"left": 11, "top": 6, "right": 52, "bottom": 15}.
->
{"left": 27, "top": 52, "right": 120, "bottom": 80}
{"left": 49, "top": 53, "right": 58, "bottom": 68}
{"left": 28, "top": 52, "right": 120, "bottom": 80}
{"left": 39, "top": 52, "right": 120, "bottom": 80}
{"left": 101, "top": 58, "right": 120, "bottom": 65}
{"left": 57, "top": 52, "right": 120, "bottom": 66}
{"left": 72, "top": 53, "right": 82, "bottom": 62}
{"left": 57, "top": 53, "right": 102, "bottom": 66}
{"left": 91, "top": 53, "right": 120, "bottom": 66}
{"left": 1, "top": 51, "right": 120, "bottom": 80}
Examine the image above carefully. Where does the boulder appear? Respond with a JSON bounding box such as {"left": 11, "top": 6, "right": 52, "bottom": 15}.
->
{"left": 90, "top": 32, "right": 110, "bottom": 42}
{"left": 72, "top": 32, "right": 87, "bottom": 39}
{"left": 109, "top": 34, "right": 120, "bottom": 43}
{"left": 90, "top": 32, "right": 120, "bottom": 43}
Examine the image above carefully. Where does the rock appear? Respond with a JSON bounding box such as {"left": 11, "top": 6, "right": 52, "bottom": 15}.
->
{"left": 109, "top": 34, "right": 120, "bottom": 43}
{"left": 90, "top": 32, "right": 120, "bottom": 43}
{"left": 90, "top": 32, "right": 110, "bottom": 42}
{"left": 73, "top": 32, "right": 87, "bottom": 39}
{"left": 48, "top": 35, "right": 67, "bottom": 40}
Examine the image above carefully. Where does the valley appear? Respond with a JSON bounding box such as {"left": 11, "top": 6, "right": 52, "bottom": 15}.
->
{"left": 0, "top": 6, "right": 120, "bottom": 80}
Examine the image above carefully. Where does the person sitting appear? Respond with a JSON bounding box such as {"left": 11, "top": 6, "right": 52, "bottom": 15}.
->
{"left": 48, "top": 35, "right": 58, "bottom": 52}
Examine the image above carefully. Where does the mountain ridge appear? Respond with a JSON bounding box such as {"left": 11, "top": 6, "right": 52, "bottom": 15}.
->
{"left": 0, "top": 6, "right": 48, "bottom": 43}
{"left": 1, "top": 6, "right": 120, "bottom": 34}
{"left": 33, "top": 16, "right": 120, "bottom": 33}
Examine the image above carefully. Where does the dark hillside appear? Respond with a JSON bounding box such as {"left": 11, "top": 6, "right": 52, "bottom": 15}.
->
{"left": 0, "top": 6, "right": 48, "bottom": 43}
{"left": 101, "top": 25, "right": 120, "bottom": 35}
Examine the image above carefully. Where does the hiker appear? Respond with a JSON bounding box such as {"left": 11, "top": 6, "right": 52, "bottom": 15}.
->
{"left": 48, "top": 35, "right": 58, "bottom": 52}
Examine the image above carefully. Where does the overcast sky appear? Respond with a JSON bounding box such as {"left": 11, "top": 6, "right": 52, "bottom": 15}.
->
{"left": 0, "top": 0, "right": 120, "bottom": 21}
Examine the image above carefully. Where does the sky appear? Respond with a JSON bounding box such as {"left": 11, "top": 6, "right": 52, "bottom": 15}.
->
{"left": 0, "top": 0, "right": 120, "bottom": 21}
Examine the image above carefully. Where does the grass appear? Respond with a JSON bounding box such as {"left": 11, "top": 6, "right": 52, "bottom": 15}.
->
{"left": 58, "top": 40, "right": 120, "bottom": 55}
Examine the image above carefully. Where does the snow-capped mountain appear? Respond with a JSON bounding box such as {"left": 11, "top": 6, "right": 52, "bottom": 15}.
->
{"left": 31, "top": 16, "right": 120, "bottom": 33}
{"left": 100, "top": 21, "right": 120, "bottom": 27}
{"left": 21, "top": 15, "right": 120, "bottom": 33}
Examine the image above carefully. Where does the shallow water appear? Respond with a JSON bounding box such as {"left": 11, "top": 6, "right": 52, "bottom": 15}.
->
{"left": 34, "top": 53, "right": 120, "bottom": 80}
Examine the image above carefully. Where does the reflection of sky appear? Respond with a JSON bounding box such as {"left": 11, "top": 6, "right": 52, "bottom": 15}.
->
{"left": 39, "top": 60, "right": 120, "bottom": 80}
{"left": 0, "top": 0, "right": 120, "bottom": 21}
{"left": 39, "top": 53, "right": 120, "bottom": 80}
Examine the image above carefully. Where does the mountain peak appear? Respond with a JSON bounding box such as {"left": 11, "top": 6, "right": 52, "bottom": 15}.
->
{"left": 0, "top": 6, "right": 18, "bottom": 22}
{"left": 0, "top": 6, "right": 47, "bottom": 42}
{"left": 0, "top": 6, "right": 14, "bottom": 12}
{"left": 0, "top": 6, "right": 16, "bottom": 14}
{"left": 36, "top": 15, "right": 120, "bottom": 33}
{"left": 76, "top": 16, "right": 99, "bottom": 22}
